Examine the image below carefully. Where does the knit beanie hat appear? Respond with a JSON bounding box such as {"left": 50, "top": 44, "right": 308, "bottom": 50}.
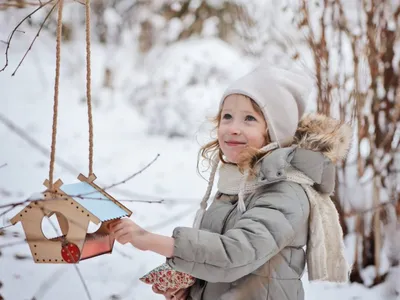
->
{"left": 193, "top": 64, "right": 313, "bottom": 228}
{"left": 222, "top": 64, "right": 313, "bottom": 147}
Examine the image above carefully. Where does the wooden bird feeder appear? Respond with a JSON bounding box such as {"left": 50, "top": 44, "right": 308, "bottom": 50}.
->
{"left": 9, "top": 0, "right": 134, "bottom": 264}
{"left": 10, "top": 173, "right": 132, "bottom": 264}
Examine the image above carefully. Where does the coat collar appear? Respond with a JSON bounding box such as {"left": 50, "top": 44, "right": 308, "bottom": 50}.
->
{"left": 258, "top": 146, "right": 336, "bottom": 194}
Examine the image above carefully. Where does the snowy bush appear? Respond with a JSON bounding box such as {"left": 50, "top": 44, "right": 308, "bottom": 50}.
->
{"left": 129, "top": 38, "right": 253, "bottom": 138}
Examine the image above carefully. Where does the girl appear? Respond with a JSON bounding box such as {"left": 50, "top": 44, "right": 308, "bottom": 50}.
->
{"left": 109, "top": 64, "right": 351, "bottom": 300}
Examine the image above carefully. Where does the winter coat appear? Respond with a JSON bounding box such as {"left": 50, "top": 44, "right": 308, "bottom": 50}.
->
{"left": 166, "top": 114, "right": 349, "bottom": 300}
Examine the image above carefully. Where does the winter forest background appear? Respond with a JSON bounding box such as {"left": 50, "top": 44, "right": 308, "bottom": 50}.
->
{"left": 0, "top": 0, "right": 399, "bottom": 299}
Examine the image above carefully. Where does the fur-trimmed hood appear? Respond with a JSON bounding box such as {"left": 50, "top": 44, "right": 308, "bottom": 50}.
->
{"left": 258, "top": 113, "right": 352, "bottom": 195}
{"left": 294, "top": 113, "right": 352, "bottom": 164}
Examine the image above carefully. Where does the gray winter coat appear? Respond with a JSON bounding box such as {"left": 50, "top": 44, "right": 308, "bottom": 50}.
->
{"left": 166, "top": 146, "right": 336, "bottom": 300}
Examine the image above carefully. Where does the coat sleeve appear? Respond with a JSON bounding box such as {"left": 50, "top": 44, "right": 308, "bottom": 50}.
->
{"left": 166, "top": 182, "right": 309, "bottom": 283}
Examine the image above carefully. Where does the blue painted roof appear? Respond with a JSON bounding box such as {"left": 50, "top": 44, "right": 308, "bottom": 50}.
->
{"left": 60, "top": 182, "right": 129, "bottom": 221}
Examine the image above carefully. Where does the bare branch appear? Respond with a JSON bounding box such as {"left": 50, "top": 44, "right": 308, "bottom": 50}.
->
{"left": 112, "top": 247, "right": 135, "bottom": 260}
{"left": 0, "top": 240, "right": 27, "bottom": 249}
{"left": 0, "top": 153, "right": 195, "bottom": 228}
{"left": 0, "top": 192, "right": 201, "bottom": 219}
{"left": 0, "top": 163, "right": 6, "bottom": 169}
{"left": 31, "top": 269, "right": 68, "bottom": 300}
{"left": 111, "top": 264, "right": 146, "bottom": 298}
{"left": 0, "top": 154, "right": 161, "bottom": 216}
{"left": 0, "top": 112, "right": 80, "bottom": 174}
{"left": 74, "top": 264, "right": 93, "bottom": 300}
{"left": 0, "top": 205, "right": 18, "bottom": 219}
{"left": 0, "top": 0, "right": 56, "bottom": 72}
{"left": 0, "top": 113, "right": 164, "bottom": 194}
{"left": 35, "top": 202, "right": 93, "bottom": 300}
{"left": 345, "top": 198, "right": 398, "bottom": 218}
{"left": 0, "top": 196, "right": 165, "bottom": 219}
{"left": 103, "top": 154, "right": 160, "bottom": 191}
{"left": 0, "top": 224, "right": 14, "bottom": 230}
{"left": 0, "top": 0, "right": 82, "bottom": 9}
{"left": 0, "top": 1, "right": 45, "bottom": 9}
{"left": 11, "top": 1, "right": 58, "bottom": 76}
{"left": 145, "top": 205, "right": 195, "bottom": 231}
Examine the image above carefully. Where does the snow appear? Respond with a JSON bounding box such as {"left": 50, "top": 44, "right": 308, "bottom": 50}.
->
{"left": 0, "top": 3, "right": 398, "bottom": 300}
{"left": 27, "top": 192, "right": 45, "bottom": 201}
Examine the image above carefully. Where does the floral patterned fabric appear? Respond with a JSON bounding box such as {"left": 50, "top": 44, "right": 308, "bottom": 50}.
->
{"left": 140, "top": 263, "right": 196, "bottom": 292}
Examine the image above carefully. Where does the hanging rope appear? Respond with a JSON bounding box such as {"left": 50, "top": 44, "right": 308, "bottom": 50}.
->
{"left": 49, "top": 0, "right": 64, "bottom": 189}
{"left": 48, "top": 0, "right": 93, "bottom": 186}
{"left": 85, "top": 0, "right": 94, "bottom": 177}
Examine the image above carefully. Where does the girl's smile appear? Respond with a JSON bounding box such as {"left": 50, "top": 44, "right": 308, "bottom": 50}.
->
{"left": 225, "top": 140, "right": 246, "bottom": 147}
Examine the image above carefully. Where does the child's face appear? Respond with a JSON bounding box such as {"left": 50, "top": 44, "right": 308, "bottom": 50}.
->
{"left": 218, "top": 94, "right": 267, "bottom": 163}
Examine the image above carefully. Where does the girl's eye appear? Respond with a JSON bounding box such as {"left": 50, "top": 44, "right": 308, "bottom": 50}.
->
{"left": 222, "top": 113, "right": 232, "bottom": 120}
{"left": 245, "top": 115, "right": 257, "bottom": 121}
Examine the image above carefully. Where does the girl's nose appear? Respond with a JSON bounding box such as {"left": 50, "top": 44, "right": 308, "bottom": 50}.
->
{"left": 228, "top": 124, "right": 241, "bottom": 135}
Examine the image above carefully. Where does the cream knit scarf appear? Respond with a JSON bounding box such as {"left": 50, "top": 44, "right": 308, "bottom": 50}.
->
{"left": 217, "top": 163, "right": 259, "bottom": 195}
{"left": 285, "top": 167, "right": 350, "bottom": 282}
{"left": 215, "top": 164, "right": 350, "bottom": 283}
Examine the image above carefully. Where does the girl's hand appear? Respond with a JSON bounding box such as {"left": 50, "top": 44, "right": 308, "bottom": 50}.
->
{"left": 152, "top": 285, "right": 189, "bottom": 300}
{"left": 108, "top": 218, "right": 149, "bottom": 251}
{"left": 109, "top": 218, "right": 175, "bottom": 257}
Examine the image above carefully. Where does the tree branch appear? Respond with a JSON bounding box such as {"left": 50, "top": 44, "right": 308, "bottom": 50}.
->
{"left": 31, "top": 269, "right": 68, "bottom": 300}
{"left": 11, "top": 0, "right": 58, "bottom": 76}
{"left": 344, "top": 197, "right": 398, "bottom": 218}
{"left": 102, "top": 154, "right": 160, "bottom": 191}
{"left": 74, "top": 264, "right": 93, "bottom": 300}
{"left": 0, "top": 196, "right": 165, "bottom": 219}
{"left": 0, "top": 0, "right": 56, "bottom": 73}
{"left": 36, "top": 203, "right": 93, "bottom": 300}
{"left": 0, "top": 113, "right": 172, "bottom": 203}
{"left": 0, "top": 1, "right": 46, "bottom": 9}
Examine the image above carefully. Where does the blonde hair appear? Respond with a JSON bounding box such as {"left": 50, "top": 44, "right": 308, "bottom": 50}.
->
{"left": 197, "top": 96, "right": 271, "bottom": 176}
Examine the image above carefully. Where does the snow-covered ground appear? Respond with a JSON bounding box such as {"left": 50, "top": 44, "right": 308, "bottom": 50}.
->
{"left": 0, "top": 5, "right": 396, "bottom": 300}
